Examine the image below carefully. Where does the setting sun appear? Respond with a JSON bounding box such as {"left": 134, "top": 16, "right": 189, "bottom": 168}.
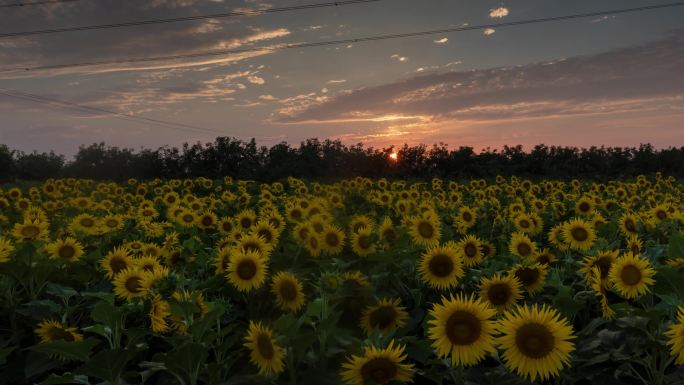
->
{"left": 389, "top": 152, "right": 398, "bottom": 161}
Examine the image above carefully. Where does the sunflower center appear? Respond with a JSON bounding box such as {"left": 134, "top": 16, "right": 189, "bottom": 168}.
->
{"left": 418, "top": 222, "right": 434, "bottom": 238}
{"left": 578, "top": 202, "right": 590, "bottom": 212}
{"left": 487, "top": 283, "right": 512, "bottom": 306}
{"left": 445, "top": 310, "right": 482, "bottom": 345}
{"left": 358, "top": 235, "right": 372, "bottom": 250}
{"left": 325, "top": 233, "right": 340, "bottom": 247}
{"left": 241, "top": 218, "right": 252, "bottom": 228}
{"left": 258, "top": 229, "right": 273, "bottom": 242}
{"left": 279, "top": 280, "right": 298, "bottom": 302}
{"left": 80, "top": 218, "right": 95, "bottom": 228}
{"left": 256, "top": 333, "right": 275, "bottom": 360}
{"left": 537, "top": 254, "right": 550, "bottom": 265}
{"left": 222, "top": 222, "right": 233, "bottom": 232}
{"left": 515, "top": 268, "right": 540, "bottom": 287}
{"left": 625, "top": 219, "right": 636, "bottom": 232}
{"left": 571, "top": 227, "right": 588, "bottom": 242}
{"left": 360, "top": 358, "right": 398, "bottom": 385}
{"left": 47, "top": 327, "right": 75, "bottom": 342}
{"left": 620, "top": 265, "right": 642, "bottom": 286}
{"left": 369, "top": 306, "right": 397, "bottom": 330}
{"left": 462, "top": 212, "right": 472, "bottom": 222}
{"left": 105, "top": 219, "right": 119, "bottom": 228}
{"left": 21, "top": 225, "right": 40, "bottom": 238}
{"left": 656, "top": 210, "right": 667, "bottom": 220}
{"left": 383, "top": 229, "right": 397, "bottom": 243}
{"left": 58, "top": 245, "right": 75, "bottom": 259}
{"left": 237, "top": 260, "right": 257, "bottom": 280}
{"left": 519, "top": 220, "right": 530, "bottom": 229}
{"left": 201, "top": 216, "right": 213, "bottom": 226}
{"left": 125, "top": 276, "right": 143, "bottom": 294}
{"left": 464, "top": 243, "right": 478, "bottom": 258}
{"left": 428, "top": 254, "right": 454, "bottom": 278}
{"left": 182, "top": 214, "right": 194, "bottom": 223}
{"left": 517, "top": 242, "right": 532, "bottom": 257}
{"left": 515, "top": 323, "right": 555, "bottom": 359}
{"left": 110, "top": 257, "right": 128, "bottom": 274}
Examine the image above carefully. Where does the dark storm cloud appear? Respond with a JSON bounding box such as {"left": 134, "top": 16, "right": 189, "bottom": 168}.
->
{"left": 0, "top": 0, "right": 287, "bottom": 76}
{"left": 274, "top": 32, "right": 684, "bottom": 123}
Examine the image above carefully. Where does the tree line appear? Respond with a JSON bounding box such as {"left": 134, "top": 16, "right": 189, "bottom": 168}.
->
{"left": 1, "top": 137, "right": 683, "bottom": 182}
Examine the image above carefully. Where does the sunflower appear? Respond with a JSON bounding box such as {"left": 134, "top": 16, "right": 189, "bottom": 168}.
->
{"left": 321, "top": 224, "right": 345, "bottom": 255}
{"left": 379, "top": 217, "right": 398, "bottom": 248}
{"left": 271, "top": 271, "right": 306, "bottom": 312}
{"left": 101, "top": 214, "right": 124, "bottom": 232}
{"left": 417, "top": 244, "right": 464, "bottom": 290}
{"left": 304, "top": 232, "right": 323, "bottom": 257}
{"left": 214, "top": 247, "right": 231, "bottom": 274}
{"left": 349, "top": 215, "right": 374, "bottom": 234}
{"left": 340, "top": 340, "right": 414, "bottom": 385}
{"left": 12, "top": 219, "right": 49, "bottom": 242}
{"left": 238, "top": 233, "right": 273, "bottom": 257}
{"left": 666, "top": 307, "right": 684, "bottom": 365}
{"left": 427, "top": 293, "right": 497, "bottom": 366}
{"left": 509, "top": 232, "right": 536, "bottom": 258}
{"left": 227, "top": 250, "right": 269, "bottom": 292}
{"left": 218, "top": 217, "right": 235, "bottom": 234}
{"left": 197, "top": 211, "right": 217, "bottom": 230}
{"left": 113, "top": 268, "right": 148, "bottom": 300}
{"left": 244, "top": 321, "right": 286, "bottom": 376}
{"left": 626, "top": 234, "right": 643, "bottom": 255}
{"left": 608, "top": 252, "right": 656, "bottom": 299}
{"left": 236, "top": 209, "right": 257, "bottom": 231}
{"left": 533, "top": 248, "right": 557, "bottom": 265}
{"left": 580, "top": 250, "right": 619, "bottom": 284}
{"left": 35, "top": 319, "right": 83, "bottom": 343}
{"left": 149, "top": 294, "right": 172, "bottom": 333}
{"left": 619, "top": 212, "right": 640, "bottom": 236}
{"left": 253, "top": 220, "right": 281, "bottom": 246}
{"left": 341, "top": 271, "right": 370, "bottom": 288}
{"left": 510, "top": 263, "right": 548, "bottom": 295}
{"left": 100, "top": 247, "right": 133, "bottom": 279}
{"left": 170, "top": 290, "right": 208, "bottom": 334}
{"left": 407, "top": 214, "right": 441, "bottom": 247}
{"left": 350, "top": 226, "right": 376, "bottom": 257}
{"left": 46, "top": 237, "right": 84, "bottom": 262}
{"left": 455, "top": 235, "right": 483, "bottom": 267}
{"left": 562, "top": 218, "right": 596, "bottom": 251}
{"left": 497, "top": 304, "right": 575, "bottom": 381}
{"left": 69, "top": 214, "right": 100, "bottom": 235}
{"left": 479, "top": 274, "right": 523, "bottom": 312}
{"left": 574, "top": 196, "right": 595, "bottom": 216}
{"left": 359, "top": 298, "right": 409, "bottom": 336}
{"left": 0, "top": 237, "right": 15, "bottom": 263}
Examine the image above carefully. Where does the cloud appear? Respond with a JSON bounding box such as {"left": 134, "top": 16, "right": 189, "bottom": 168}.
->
{"left": 247, "top": 75, "right": 265, "bottom": 84}
{"left": 489, "top": 7, "right": 509, "bottom": 18}
{"left": 391, "top": 54, "right": 408, "bottom": 62}
{"left": 434, "top": 38, "right": 449, "bottom": 44}
{"left": 483, "top": 28, "right": 496, "bottom": 36}
{"left": 273, "top": 33, "right": 684, "bottom": 125}
{"left": 258, "top": 94, "right": 276, "bottom": 100}
{"left": 327, "top": 79, "right": 347, "bottom": 84}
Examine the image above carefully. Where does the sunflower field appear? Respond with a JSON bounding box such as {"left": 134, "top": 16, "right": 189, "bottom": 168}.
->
{"left": 1, "top": 175, "right": 684, "bottom": 385}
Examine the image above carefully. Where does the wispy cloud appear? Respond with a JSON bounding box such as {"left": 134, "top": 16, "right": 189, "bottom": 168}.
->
{"left": 489, "top": 7, "right": 509, "bottom": 18}
{"left": 391, "top": 54, "right": 408, "bottom": 62}
{"left": 434, "top": 38, "right": 449, "bottom": 44}
{"left": 483, "top": 28, "right": 496, "bottom": 36}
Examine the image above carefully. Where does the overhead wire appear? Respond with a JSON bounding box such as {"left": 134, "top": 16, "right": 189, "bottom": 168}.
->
{"left": 1, "top": 2, "right": 682, "bottom": 74}
{"left": 0, "top": 0, "right": 78, "bottom": 8}
{"left": 0, "top": 0, "right": 383, "bottom": 37}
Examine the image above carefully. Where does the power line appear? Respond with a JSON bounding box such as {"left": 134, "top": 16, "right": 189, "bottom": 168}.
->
{"left": 0, "top": 88, "right": 224, "bottom": 135}
{"left": 0, "top": 0, "right": 383, "bottom": 37}
{"left": 0, "top": 0, "right": 78, "bottom": 8}
{"left": 1, "top": 2, "right": 682, "bottom": 74}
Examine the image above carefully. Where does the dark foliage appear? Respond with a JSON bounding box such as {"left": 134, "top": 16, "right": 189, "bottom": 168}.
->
{"left": 1, "top": 138, "right": 683, "bottom": 182}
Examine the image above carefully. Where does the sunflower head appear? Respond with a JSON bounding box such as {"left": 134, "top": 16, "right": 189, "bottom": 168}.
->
{"left": 608, "top": 252, "right": 655, "bottom": 299}
{"left": 271, "top": 271, "right": 306, "bottom": 312}
{"left": 35, "top": 319, "right": 83, "bottom": 344}
{"left": 417, "top": 244, "right": 464, "bottom": 290}
{"left": 227, "top": 249, "right": 269, "bottom": 293}
{"left": 244, "top": 321, "right": 286, "bottom": 376}
{"left": 340, "top": 340, "right": 414, "bottom": 385}
{"left": 360, "top": 298, "right": 409, "bottom": 336}
{"left": 478, "top": 274, "right": 523, "bottom": 312}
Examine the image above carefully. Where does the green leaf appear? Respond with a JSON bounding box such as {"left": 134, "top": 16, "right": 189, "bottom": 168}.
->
{"left": 46, "top": 283, "right": 78, "bottom": 300}
{"left": 78, "top": 348, "right": 136, "bottom": 383}
{"left": 157, "top": 342, "right": 208, "bottom": 385}
{"left": 29, "top": 338, "right": 99, "bottom": 362}
{"left": 17, "top": 299, "right": 62, "bottom": 319}
{"left": 91, "top": 300, "right": 124, "bottom": 329}
{"left": 82, "top": 291, "right": 115, "bottom": 304}
{"left": 668, "top": 232, "right": 684, "bottom": 259}
{"left": 553, "top": 286, "right": 583, "bottom": 318}
{"left": 38, "top": 373, "right": 90, "bottom": 385}
{"left": 189, "top": 304, "right": 225, "bottom": 341}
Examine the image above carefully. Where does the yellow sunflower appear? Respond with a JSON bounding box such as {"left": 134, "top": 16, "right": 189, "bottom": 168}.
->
{"left": 562, "top": 218, "right": 596, "bottom": 251}
{"left": 533, "top": 248, "right": 557, "bottom": 265}
{"left": 340, "top": 340, "right": 414, "bottom": 385}
{"left": 608, "top": 252, "right": 655, "bottom": 299}
{"left": 478, "top": 274, "right": 523, "bottom": 312}
{"left": 497, "top": 304, "right": 575, "bottom": 382}
{"left": 321, "top": 224, "right": 345, "bottom": 256}
{"left": 406, "top": 214, "right": 441, "bottom": 247}
{"left": 227, "top": 250, "right": 269, "bottom": 292}
{"left": 149, "top": 294, "right": 172, "bottom": 333}
{"left": 455, "top": 235, "right": 483, "bottom": 267}
{"left": 0, "top": 237, "right": 15, "bottom": 263}
{"left": 427, "top": 293, "right": 497, "bottom": 366}
{"left": 12, "top": 219, "right": 49, "bottom": 242}
{"left": 350, "top": 226, "right": 376, "bottom": 257}
{"left": 510, "top": 263, "right": 548, "bottom": 295}
{"left": 113, "top": 267, "right": 148, "bottom": 300}
{"left": 580, "top": 250, "right": 619, "bottom": 285}
{"left": 238, "top": 233, "right": 273, "bottom": 257}
{"left": 509, "top": 232, "right": 536, "bottom": 258}
{"left": 666, "top": 307, "right": 684, "bottom": 365}
{"left": 271, "top": 271, "right": 306, "bottom": 312}
{"left": 244, "top": 321, "right": 286, "bottom": 376}
{"left": 379, "top": 217, "right": 398, "bottom": 248}
{"left": 359, "top": 298, "right": 409, "bottom": 336}
{"left": 100, "top": 247, "right": 133, "bottom": 279}
{"left": 35, "top": 319, "right": 83, "bottom": 343}
{"left": 619, "top": 212, "right": 640, "bottom": 236}
{"left": 45, "top": 237, "right": 84, "bottom": 262}
{"left": 417, "top": 244, "right": 464, "bottom": 290}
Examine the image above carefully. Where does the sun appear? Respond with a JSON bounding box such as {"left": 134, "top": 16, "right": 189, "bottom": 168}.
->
{"left": 389, "top": 152, "right": 398, "bottom": 161}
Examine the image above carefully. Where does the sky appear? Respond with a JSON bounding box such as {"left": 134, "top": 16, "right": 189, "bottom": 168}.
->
{"left": 0, "top": 0, "right": 683, "bottom": 157}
